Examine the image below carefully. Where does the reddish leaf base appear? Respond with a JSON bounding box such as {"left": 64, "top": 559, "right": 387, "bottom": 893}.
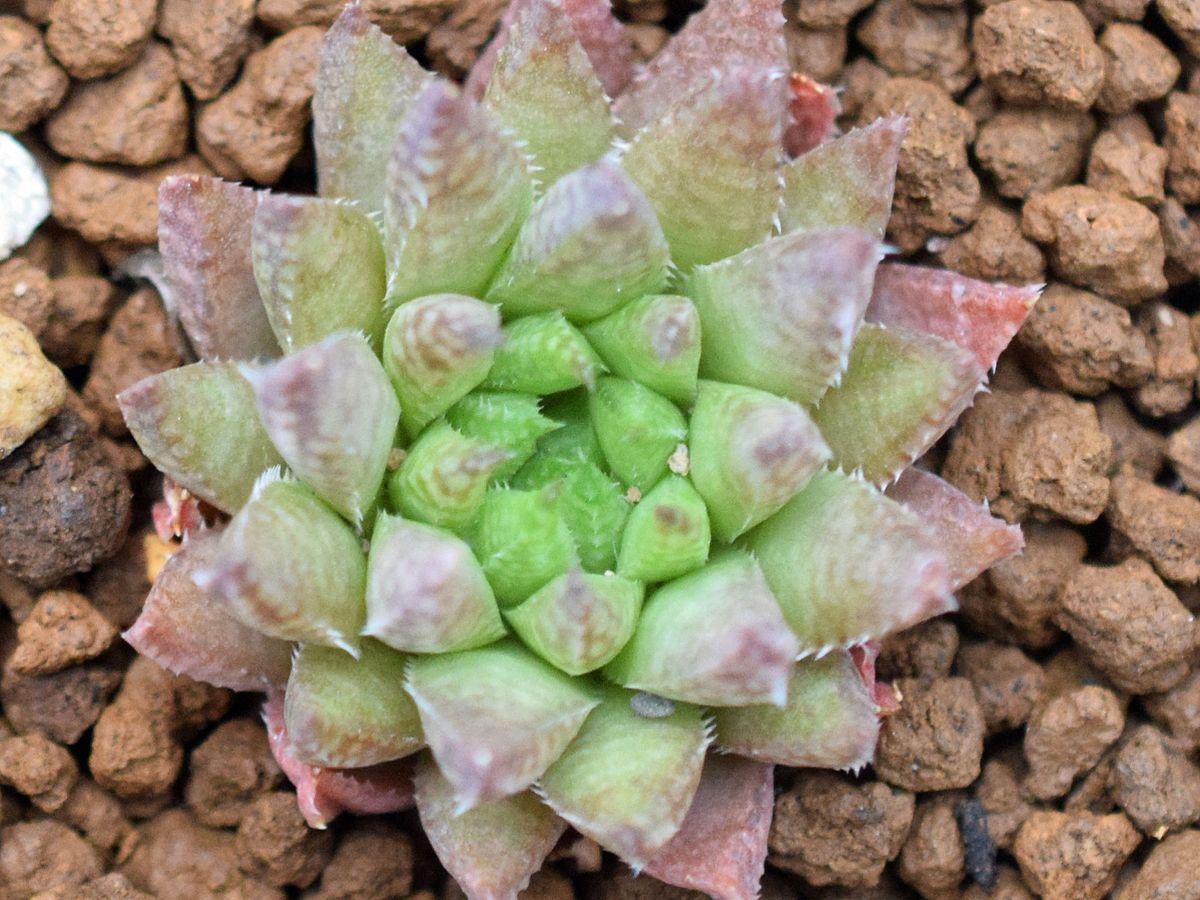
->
{"left": 849, "top": 641, "right": 901, "bottom": 716}
{"left": 263, "top": 694, "right": 415, "bottom": 829}
{"left": 784, "top": 74, "right": 839, "bottom": 157}
{"left": 151, "top": 476, "right": 212, "bottom": 541}
{"left": 642, "top": 755, "right": 774, "bottom": 900}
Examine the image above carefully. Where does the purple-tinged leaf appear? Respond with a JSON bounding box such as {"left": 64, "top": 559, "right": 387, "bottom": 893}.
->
{"left": 405, "top": 642, "right": 598, "bottom": 810}
{"left": 158, "top": 176, "right": 279, "bottom": 361}
{"left": 384, "top": 81, "right": 532, "bottom": 305}
{"left": 685, "top": 228, "right": 880, "bottom": 405}
{"left": 197, "top": 476, "right": 367, "bottom": 654}
{"left": 482, "top": 0, "right": 615, "bottom": 187}
{"left": 642, "top": 755, "right": 774, "bottom": 900}
{"left": 364, "top": 513, "right": 505, "bottom": 654}
{"left": 251, "top": 195, "right": 388, "bottom": 352}
{"left": 811, "top": 322, "right": 985, "bottom": 485}
{"left": 743, "top": 469, "right": 953, "bottom": 652}
{"left": 123, "top": 528, "right": 291, "bottom": 693}
{"left": 616, "top": 476, "right": 710, "bottom": 584}
{"left": 886, "top": 467, "right": 1024, "bottom": 592}
{"left": 264, "top": 694, "right": 415, "bottom": 829}
{"left": 620, "top": 66, "right": 786, "bottom": 270}
{"left": 781, "top": 116, "right": 907, "bottom": 240}
{"left": 613, "top": 0, "right": 786, "bottom": 135}
{"left": 538, "top": 687, "right": 709, "bottom": 868}
{"left": 467, "top": 0, "right": 631, "bottom": 102}
{"left": 314, "top": 4, "right": 433, "bottom": 214}
{"left": 866, "top": 263, "right": 1041, "bottom": 372}
{"left": 713, "top": 651, "right": 881, "bottom": 771}
{"left": 688, "top": 379, "right": 829, "bottom": 542}
{"left": 383, "top": 294, "right": 502, "bottom": 438}
{"left": 119, "top": 362, "right": 284, "bottom": 514}
{"left": 245, "top": 333, "right": 399, "bottom": 526}
{"left": 605, "top": 552, "right": 799, "bottom": 708}
{"left": 284, "top": 639, "right": 424, "bottom": 768}
{"left": 415, "top": 754, "right": 566, "bottom": 900}
{"left": 486, "top": 160, "right": 669, "bottom": 322}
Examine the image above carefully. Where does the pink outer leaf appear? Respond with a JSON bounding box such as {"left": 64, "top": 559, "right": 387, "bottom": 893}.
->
{"left": 613, "top": 0, "right": 787, "bottom": 134}
{"left": 783, "top": 73, "right": 840, "bottom": 158}
{"left": 151, "top": 476, "right": 211, "bottom": 541}
{"left": 885, "top": 467, "right": 1024, "bottom": 592}
{"left": 642, "top": 755, "right": 774, "bottom": 900}
{"left": 849, "top": 641, "right": 901, "bottom": 715}
{"left": 866, "top": 263, "right": 1040, "bottom": 372}
{"left": 467, "top": 0, "right": 632, "bottom": 101}
{"left": 263, "top": 694, "right": 415, "bottom": 830}
{"left": 123, "top": 527, "right": 292, "bottom": 693}
{"left": 157, "top": 176, "right": 279, "bottom": 362}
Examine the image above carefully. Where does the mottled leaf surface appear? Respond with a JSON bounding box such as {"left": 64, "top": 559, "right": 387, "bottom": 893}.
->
{"left": 406, "top": 642, "right": 598, "bottom": 809}
{"left": 251, "top": 195, "right": 388, "bottom": 351}
{"left": 812, "top": 323, "right": 985, "bottom": 484}
{"left": 314, "top": 5, "right": 432, "bottom": 213}
{"left": 284, "top": 640, "right": 424, "bottom": 768}
{"left": 538, "top": 688, "right": 709, "bottom": 868}
{"left": 158, "top": 176, "right": 278, "bottom": 361}
{"left": 686, "top": 228, "right": 880, "bottom": 405}
{"left": 743, "top": 469, "right": 953, "bottom": 651}
{"left": 605, "top": 553, "right": 798, "bottom": 707}
{"left": 614, "top": 0, "right": 786, "bottom": 134}
{"left": 415, "top": 755, "right": 566, "bottom": 900}
{"left": 487, "top": 160, "right": 669, "bottom": 322}
{"left": 119, "top": 362, "right": 284, "bottom": 514}
{"left": 246, "top": 333, "right": 400, "bottom": 526}
{"left": 866, "top": 263, "right": 1040, "bottom": 371}
{"left": 620, "top": 67, "right": 786, "bottom": 270}
{"left": 781, "top": 116, "right": 907, "bottom": 239}
{"left": 384, "top": 81, "right": 532, "bottom": 305}
{"left": 483, "top": 0, "right": 615, "bottom": 186}
{"left": 714, "top": 651, "right": 880, "bottom": 770}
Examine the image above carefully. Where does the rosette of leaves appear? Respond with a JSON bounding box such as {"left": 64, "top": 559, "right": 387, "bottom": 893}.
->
{"left": 119, "top": 1, "right": 1037, "bottom": 897}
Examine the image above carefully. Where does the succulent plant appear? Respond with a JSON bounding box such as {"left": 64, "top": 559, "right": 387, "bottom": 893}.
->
{"left": 119, "top": 1, "right": 1038, "bottom": 897}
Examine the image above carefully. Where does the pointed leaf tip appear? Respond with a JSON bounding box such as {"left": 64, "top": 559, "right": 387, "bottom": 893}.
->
{"left": 482, "top": 0, "right": 616, "bottom": 187}
{"left": 866, "top": 262, "right": 1041, "bottom": 372}
{"left": 315, "top": 4, "right": 433, "bottom": 212}
{"left": 123, "top": 528, "right": 292, "bottom": 693}
{"left": 251, "top": 195, "right": 388, "bottom": 352}
{"left": 468, "top": 0, "right": 632, "bottom": 101}
{"left": 621, "top": 65, "right": 787, "bottom": 270}
{"left": 384, "top": 80, "right": 532, "bottom": 305}
{"left": 405, "top": 642, "right": 598, "bottom": 810}
{"left": 158, "top": 175, "right": 279, "bottom": 362}
{"left": 886, "top": 467, "right": 1024, "bottom": 592}
{"left": 486, "top": 159, "right": 669, "bottom": 323}
{"left": 415, "top": 755, "right": 566, "bottom": 900}
{"left": 538, "top": 687, "right": 709, "bottom": 868}
{"left": 743, "top": 469, "right": 954, "bottom": 652}
{"left": 782, "top": 115, "right": 908, "bottom": 239}
{"left": 614, "top": 0, "right": 787, "bottom": 134}
{"left": 119, "top": 362, "right": 284, "bottom": 514}
{"left": 248, "top": 332, "right": 399, "bottom": 525}
{"left": 686, "top": 228, "right": 881, "bottom": 406}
